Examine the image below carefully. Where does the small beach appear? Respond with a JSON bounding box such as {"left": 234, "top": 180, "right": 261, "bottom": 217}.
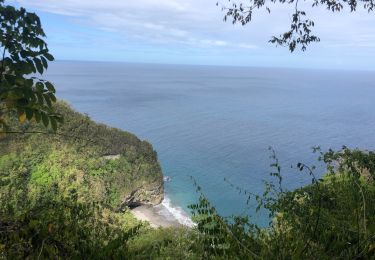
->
{"left": 131, "top": 205, "right": 180, "bottom": 228}
{"left": 131, "top": 197, "right": 196, "bottom": 228}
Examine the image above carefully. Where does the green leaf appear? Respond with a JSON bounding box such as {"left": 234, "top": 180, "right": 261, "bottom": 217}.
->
{"left": 36, "top": 92, "right": 44, "bottom": 104}
{"left": 48, "top": 93, "right": 56, "bottom": 102}
{"left": 43, "top": 53, "right": 54, "bottom": 61}
{"left": 34, "top": 58, "right": 44, "bottom": 74}
{"left": 41, "top": 112, "right": 49, "bottom": 127}
{"left": 40, "top": 56, "right": 48, "bottom": 69}
{"left": 36, "top": 82, "right": 44, "bottom": 92}
{"left": 26, "top": 59, "right": 36, "bottom": 73}
{"left": 20, "top": 50, "right": 28, "bottom": 58}
{"left": 45, "top": 82, "right": 55, "bottom": 93}
{"left": 44, "top": 94, "right": 52, "bottom": 108}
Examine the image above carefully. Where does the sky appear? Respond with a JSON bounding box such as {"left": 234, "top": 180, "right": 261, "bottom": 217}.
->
{"left": 9, "top": 0, "right": 375, "bottom": 70}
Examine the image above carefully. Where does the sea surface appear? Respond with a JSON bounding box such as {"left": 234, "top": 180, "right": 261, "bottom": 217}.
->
{"left": 45, "top": 61, "right": 375, "bottom": 225}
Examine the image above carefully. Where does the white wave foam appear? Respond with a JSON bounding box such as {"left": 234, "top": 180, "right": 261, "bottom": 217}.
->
{"left": 163, "top": 176, "right": 172, "bottom": 182}
{"left": 157, "top": 196, "right": 196, "bottom": 227}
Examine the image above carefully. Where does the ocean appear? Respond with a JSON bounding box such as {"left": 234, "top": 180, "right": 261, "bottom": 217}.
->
{"left": 45, "top": 61, "right": 375, "bottom": 225}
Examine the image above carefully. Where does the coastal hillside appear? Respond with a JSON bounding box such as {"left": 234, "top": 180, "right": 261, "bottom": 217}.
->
{"left": 0, "top": 101, "right": 164, "bottom": 210}
{"left": 0, "top": 101, "right": 198, "bottom": 258}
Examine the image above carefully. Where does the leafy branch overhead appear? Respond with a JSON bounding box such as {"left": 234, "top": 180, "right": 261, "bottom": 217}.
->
{"left": 0, "top": 0, "right": 61, "bottom": 132}
{"left": 218, "top": 0, "right": 374, "bottom": 52}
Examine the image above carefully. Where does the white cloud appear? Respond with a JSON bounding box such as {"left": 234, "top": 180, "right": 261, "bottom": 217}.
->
{"left": 12, "top": 0, "right": 262, "bottom": 49}
{"left": 202, "top": 40, "right": 228, "bottom": 47}
{"left": 12, "top": 0, "right": 375, "bottom": 46}
{"left": 9, "top": 0, "right": 375, "bottom": 68}
{"left": 238, "top": 43, "right": 258, "bottom": 49}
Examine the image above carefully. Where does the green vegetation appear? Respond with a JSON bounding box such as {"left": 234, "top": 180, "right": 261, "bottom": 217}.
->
{"left": 0, "top": 101, "right": 172, "bottom": 258}
{"left": 1, "top": 120, "right": 374, "bottom": 259}
{"left": 1, "top": 104, "right": 374, "bottom": 259}
{"left": 0, "top": 0, "right": 60, "bottom": 133}
{"left": 0, "top": 101, "right": 164, "bottom": 209}
{"left": 189, "top": 147, "right": 375, "bottom": 259}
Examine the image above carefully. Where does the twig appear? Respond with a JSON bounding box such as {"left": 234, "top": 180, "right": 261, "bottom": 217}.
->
{"left": 37, "top": 239, "right": 46, "bottom": 260}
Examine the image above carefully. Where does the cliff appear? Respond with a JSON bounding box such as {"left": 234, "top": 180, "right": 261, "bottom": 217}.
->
{"left": 0, "top": 101, "right": 164, "bottom": 209}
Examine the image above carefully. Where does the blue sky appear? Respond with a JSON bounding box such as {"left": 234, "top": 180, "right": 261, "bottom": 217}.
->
{"left": 10, "top": 0, "right": 375, "bottom": 70}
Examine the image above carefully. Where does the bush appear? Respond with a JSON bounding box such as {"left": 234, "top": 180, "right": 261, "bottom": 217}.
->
{"left": 190, "top": 147, "right": 375, "bottom": 259}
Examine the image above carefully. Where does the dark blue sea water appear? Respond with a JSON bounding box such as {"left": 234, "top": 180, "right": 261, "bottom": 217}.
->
{"left": 45, "top": 61, "right": 375, "bottom": 224}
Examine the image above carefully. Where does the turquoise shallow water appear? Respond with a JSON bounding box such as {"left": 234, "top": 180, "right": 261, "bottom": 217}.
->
{"left": 45, "top": 61, "right": 375, "bottom": 224}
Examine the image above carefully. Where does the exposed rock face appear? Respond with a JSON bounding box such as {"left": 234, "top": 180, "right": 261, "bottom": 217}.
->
{"left": 118, "top": 183, "right": 164, "bottom": 211}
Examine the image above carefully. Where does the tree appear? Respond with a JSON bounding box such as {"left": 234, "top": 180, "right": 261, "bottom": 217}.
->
{"left": 0, "top": 0, "right": 61, "bottom": 134}
{"left": 218, "top": 0, "right": 374, "bottom": 52}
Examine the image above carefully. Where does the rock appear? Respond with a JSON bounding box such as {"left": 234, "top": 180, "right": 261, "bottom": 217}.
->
{"left": 117, "top": 183, "right": 164, "bottom": 212}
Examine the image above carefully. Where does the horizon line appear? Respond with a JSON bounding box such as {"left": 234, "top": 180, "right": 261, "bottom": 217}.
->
{"left": 52, "top": 59, "right": 375, "bottom": 73}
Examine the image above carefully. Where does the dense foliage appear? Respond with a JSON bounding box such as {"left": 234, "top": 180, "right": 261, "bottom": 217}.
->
{"left": 189, "top": 147, "right": 375, "bottom": 259}
{"left": 2, "top": 122, "right": 373, "bottom": 259}
{"left": 0, "top": 0, "right": 60, "bottom": 133}
{"left": 0, "top": 102, "right": 171, "bottom": 258}
{"left": 0, "top": 101, "right": 163, "bottom": 208}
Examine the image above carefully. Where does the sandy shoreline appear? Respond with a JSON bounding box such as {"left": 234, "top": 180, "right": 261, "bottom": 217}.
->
{"left": 131, "top": 205, "right": 182, "bottom": 228}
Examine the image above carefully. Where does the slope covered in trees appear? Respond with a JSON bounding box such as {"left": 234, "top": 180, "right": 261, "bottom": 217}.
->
{"left": 0, "top": 101, "right": 164, "bottom": 210}
{"left": 0, "top": 102, "right": 171, "bottom": 258}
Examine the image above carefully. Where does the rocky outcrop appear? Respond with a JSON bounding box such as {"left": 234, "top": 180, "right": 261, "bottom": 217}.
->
{"left": 117, "top": 183, "right": 164, "bottom": 211}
